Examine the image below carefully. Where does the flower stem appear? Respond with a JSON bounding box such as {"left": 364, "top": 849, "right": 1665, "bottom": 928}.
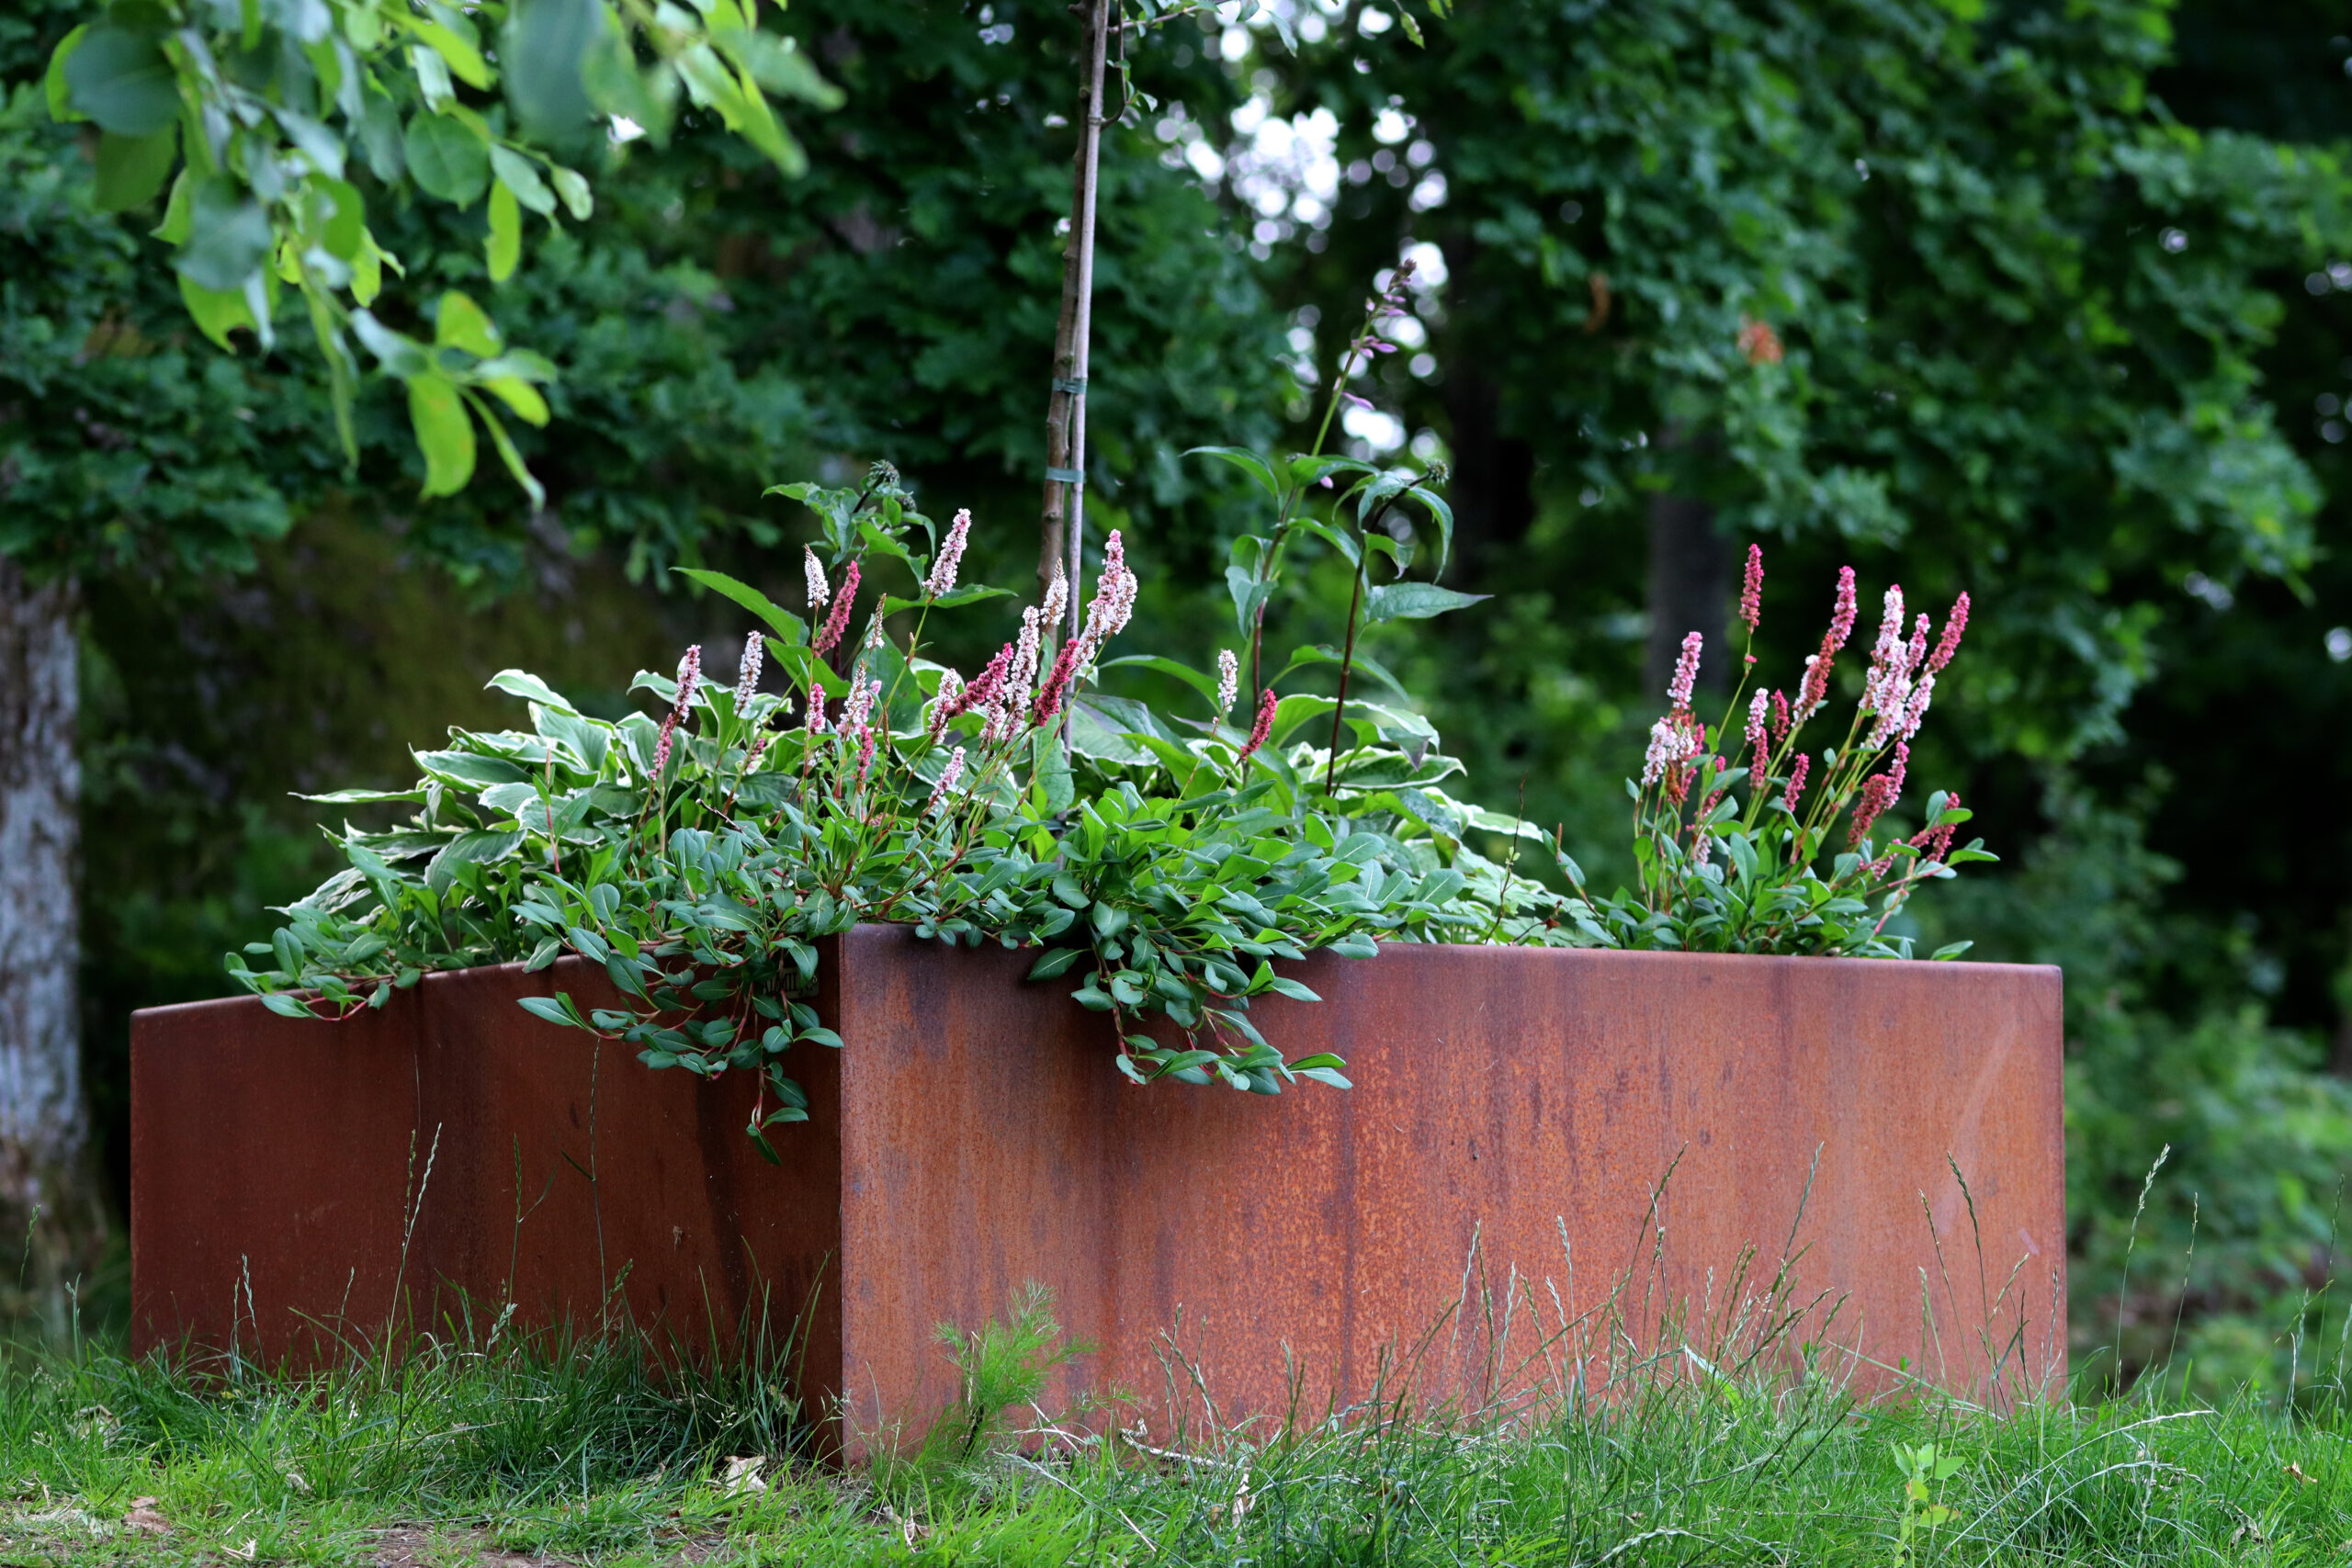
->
{"left": 1324, "top": 548, "right": 1368, "bottom": 796}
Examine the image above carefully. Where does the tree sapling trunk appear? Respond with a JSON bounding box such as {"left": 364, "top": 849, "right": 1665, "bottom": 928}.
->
{"left": 1037, "top": 0, "right": 1113, "bottom": 638}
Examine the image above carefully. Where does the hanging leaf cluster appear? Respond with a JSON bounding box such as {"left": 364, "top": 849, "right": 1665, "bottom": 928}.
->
{"left": 44, "top": 0, "right": 841, "bottom": 500}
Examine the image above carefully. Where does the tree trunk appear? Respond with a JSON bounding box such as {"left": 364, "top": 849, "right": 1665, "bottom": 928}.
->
{"left": 1644, "top": 491, "right": 1733, "bottom": 704}
{"left": 1436, "top": 231, "right": 1535, "bottom": 585}
{"left": 1440, "top": 365, "right": 1535, "bottom": 583}
{"left": 0, "top": 558, "right": 103, "bottom": 1333}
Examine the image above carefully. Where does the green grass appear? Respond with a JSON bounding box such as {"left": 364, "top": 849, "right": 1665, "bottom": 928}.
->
{"left": 4, "top": 1311, "right": 2350, "bottom": 1568}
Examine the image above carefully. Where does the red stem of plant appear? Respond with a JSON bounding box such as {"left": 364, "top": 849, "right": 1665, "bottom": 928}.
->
{"left": 1325, "top": 554, "right": 1367, "bottom": 795}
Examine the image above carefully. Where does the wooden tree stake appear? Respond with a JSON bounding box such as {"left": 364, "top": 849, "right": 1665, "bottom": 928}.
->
{"left": 1039, "top": 0, "right": 1114, "bottom": 642}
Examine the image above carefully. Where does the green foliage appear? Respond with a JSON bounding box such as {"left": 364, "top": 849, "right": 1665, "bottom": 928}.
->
{"left": 40, "top": 0, "right": 840, "bottom": 496}
{"left": 7, "top": 1322, "right": 2352, "bottom": 1564}
{"left": 5, "top": 0, "right": 1301, "bottom": 597}
{"left": 0, "top": 35, "right": 312, "bottom": 580}
{"left": 1891, "top": 1441, "right": 1964, "bottom": 1565}
{"left": 1, "top": 0, "right": 810, "bottom": 589}
{"left": 1270, "top": 0, "right": 2345, "bottom": 767}
{"left": 919, "top": 1282, "right": 1087, "bottom": 1470}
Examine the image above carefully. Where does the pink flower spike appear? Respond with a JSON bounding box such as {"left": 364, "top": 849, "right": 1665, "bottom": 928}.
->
{"left": 1794, "top": 654, "right": 1827, "bottom": 724}
{"left": 1092, "top": 532, "right": 1136, "bottom": 638}
{"left": 956, "top": 643, "right": 1014, "bottom": 719}
{"left": 1770, "top": 689, "right": 1791, "bottom": 749}
{"left": 652, "top": 711, "right": 678, "bottom": 777}
{"left": 1068, "top": 530, "right": 1139, "bottom": 680}
{"left": 1827, "top": 567, "right": 1858, "bottom": 652}
{"left": 925, "top": 509, "right": 972, "bottom": 599}
{"left": 1745, "top": 687, "right": 1770, "bottom": 760}
{"left": 803, "top": 547, "right": 830, "bottom": 611}
{"left": 927, "top": 746, "right": 967, "bottom": 817}
{"left": 1928, "top": 591, "right": 1970, "bottom": 672}
{"left": 1782, "top": 750, "right": 1810, "bottom": 812}
{"left": 1739, "top": 543, "right": 1763, "bottom": 632}
{"left": 926, "top": 670, "right": 964, "bottom": 739}
{"left": 1849, "top": 743, "right": 1907, "bottom": 848}
{"left": 1642, "top": 715, "right": 1686, "bottom": 786}
{"left": 733, "top": 632, "right": 764, "bottom": 712}
{"left": 1010, "top": 606, "right": 1045, "bottom": 715}
{"left": 1899, "top": 668, "right": 1936, "bottom": 740}
{"left": 673, "top": 645, "right": 702, "bottom": 721}
{"left": 812, "top": 560, "right": 860, "bottom": 656}
{"left": 1668, "top": 631, "right": 1703, "bottom": 711}
{"left": 1870, "top": 584, "right": 1906, "bottom": 672}
{"left": 1032, "top": 637, "right": 1084, "bottom": 725}
{"left": 1860, "top": 584, "right": 1908, "bottom": 723}
{"left": 1043, "top": 569, "right": 1069, "bottom": 634}
{"left": 1849, "top": 772, "right": 1894, "bottom": 846}
{"left": 1237, "top": 688, "right": 1278, "bottom": 761}
{"left": 1905, "top": 612, "right": 1930, "bottom": 676}
{"left": 841, "top": 675, "right": 881, "bottom": 738}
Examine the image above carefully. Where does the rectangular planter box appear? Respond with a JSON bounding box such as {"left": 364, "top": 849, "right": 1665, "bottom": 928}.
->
{"left": 134, "top": 929, "right": 2064, "bottom": 1450}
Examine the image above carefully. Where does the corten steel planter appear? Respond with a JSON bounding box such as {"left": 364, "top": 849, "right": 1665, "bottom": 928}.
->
{"left": 134, "top": 929, "right": 2064, "bottom": 1450}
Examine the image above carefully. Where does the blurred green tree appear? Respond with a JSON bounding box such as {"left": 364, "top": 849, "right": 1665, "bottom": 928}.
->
{"left": 1257, "top": 0, "right": 2338, "bottom": 774}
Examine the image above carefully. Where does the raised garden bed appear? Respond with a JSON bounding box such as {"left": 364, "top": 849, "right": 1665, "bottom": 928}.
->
{"left": 134, "top": 927, "right": 2064, "bottom": 1452}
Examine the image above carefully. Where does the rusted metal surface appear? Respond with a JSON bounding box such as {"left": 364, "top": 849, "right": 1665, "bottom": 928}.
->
{"left": 134, "top": 933, "right": 2063, "bottom": 1452}
{"left": 131, "top": 983, "right": 419, "bottom": 1362}
{"left": 132, "top": 957, "right": 842, "bottom": 1382}
{"left": 831, "top": 930, "right": 2064, "bottom": 1449}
